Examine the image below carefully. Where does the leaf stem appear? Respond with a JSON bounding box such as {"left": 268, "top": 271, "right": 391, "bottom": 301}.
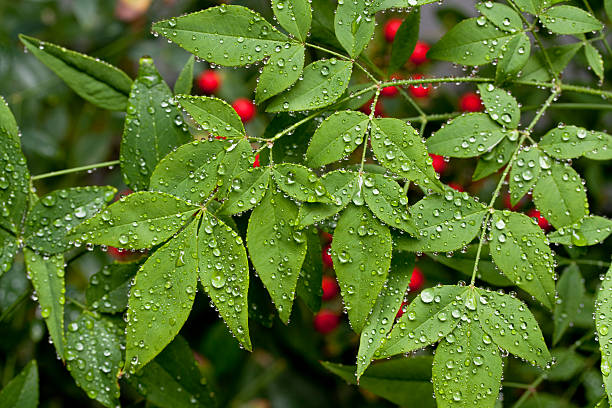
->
{"left": 31, "top": 160, "right": 120, "bottom": 181}
{"left": 511, "top": 374, "right": 546, "bottom": 408}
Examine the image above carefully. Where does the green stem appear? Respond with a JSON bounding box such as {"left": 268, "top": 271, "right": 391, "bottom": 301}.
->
{"left": 403, "top": 112, "right": 459, "bottom": 123}
{"left": 502, "top": 382, "right": 532, "bottom": 389}
{"left": 359, "top": 88, "right": 381, "bottom": 175}
{"left": 522, "top": 103, "right": 612, "bottom": 111}
{"left": 511, "top": 375, "right": 546, "bottom": 408}
{"left": 31, "top": 160, "right": 120, "bottom": 181}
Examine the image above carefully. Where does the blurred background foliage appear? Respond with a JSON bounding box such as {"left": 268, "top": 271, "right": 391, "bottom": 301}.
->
{"left": 1, "top": 0, "right": 611, "bottom": 407}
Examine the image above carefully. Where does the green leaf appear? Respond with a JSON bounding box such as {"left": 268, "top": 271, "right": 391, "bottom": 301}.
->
{"left": 331, "top": 204, "right": 392, "bottom": 332}
{"left": 357, "top": 252, "right": 414, "bottom": 378}
{"left": 596, "top": 264, "right": 612, "bottom": 405}
{"left": 272, "top": 0, "right": 311, "bottom": 41}
{"left": 476, "top": 288, "right": 552, "bottom": 368}
{"left": 360, "top": 173, "right": 417, "bottom": 234}
{"left": 174, "top": 55, "right": 195, "bottom": 95}
{"left": 547, "top": 348, "right": 586, "bottom": 381}
{"left": 509, "top": 146, "right": 543, "bottom": 206}
{"left": 86, "top": 262, "right": 139, "bottom": 313}
{"left": 70, "top": 192, "right": 198, "bottom": 250}
{"left": 297, "top": 170, "right": 359, "bottom": 226}
{"left": 584, "top": 43, "right": 604, "bottom": 81}
{"left": 255, "top": 43, "right": 305, "bottom": 103}
{"left": 389, "top": 10, "right": 420, "bottom": 73}
{"left": 477, "top": 84, "right": 521, "bottom": 129}
{"left": 548, "top": 215, "right": 612, "bottom": 246}
{"left": 0, "top": 230, "right": 18, "bottom": 278}
{"left": 476, "top": 2, "right": 523, "bottom": 32}
{"left": 473, "top": 138, "right": 517, "bottom": 181}
{"left": 432, "top": 318, "right": 502, "bottom": 408}
{"left": 305, "top": 110, "right": 369, "bottom": 167}
{"left": 428, "top": 245, "right": 512, "bottom": 287}
{"left": 367, "top": 0, "right": 437, "bottom": 14}
{"left": 553, "top": 265, "right": 585, "bottom": 345}
{"left": 18, "top": 35, "right": 132, "bottom": 111}
{"left": 533, "top": 162, "right": 588, "bottom": 229}
{"left": 0, "top": 360, "right": 38, "bottom": 408}
{"left": 0, "top": 96, "right": 19, "bottom": 142}
{"left": 24, "top": 249, "right": 65, "bottom": 358}
{"left": 0, "top": 130, "right": 30, "bottom": 234}
{"left": 539, "top": 125, "right": 611, "bottom": 160}
{"left": 377, "top": 285, "right": 468, "bottom": 359}
{"left": 296, "top": 227, "right": 323, "bottom": 312}
{"left": 175, "top": 95, "right": 245, "bottom": 139}
{"left": 217, "top": 139, "right": 255, "bottom": 199}
{"left": 267, "top": 59, "right": 353, "bottom": 112}
{"left": 513, "top": 0, "right": 545, "bottom": 15}
{"left": 219, "top": 167, "right": 270, "bottom": 215}
{"left": 198, "top": 211, "right": 251, "bottom": 350}
{"left": 489, "top": 210, "right": 555, "bottom": 309}
{"left": 428, "top": 18, "right": 521, "bottom": 66}
{"left": 371, "top": 118, "right": 443, "bottom": 193}
{"left": 152, "top": 5, "right": 287, "bottom": 67}
{"left": 496, "top": 32, "right": 531, "bottom": 82}
{"left": 125, "top": 218, "right": 199, "bottom": 372}
{"left": 427, "top": 113, "right": 509, "bottom": 158}
{"left": 24, "top": 186, "right": 116, "bottom": 255}
{"left": 149, "top": 139, "right": 225, "bottom": 204}
{"left": 272, "top": 163, "right": 334, "bottom": 203}
{"left": 322, "top": 357, "right": 435, "bottom": 408}
{"left": 247, "top": 186, "right": 307, "bottom": 323}
{"left": 394, "top": 189, "right": 487, "bottom": 252}
{"left": 521, "top": 43, "right": 582, "bottom": 81}
{"left": 120, "top": 57, "right": 191, "bottom": 191}
{"left": 128, "top": 336, "right": 217, "bottom": 408}
{"left": 606, "top": 0, "right": 612, "bottom": 21}
{"left": 540, "top": 5, "right": 603, "bottom": 34}
{"left": 334, "top": 0, "right": 375, "bottom": 58}
{"left": 65, "top": 314, "right": 123, "bottom": 408}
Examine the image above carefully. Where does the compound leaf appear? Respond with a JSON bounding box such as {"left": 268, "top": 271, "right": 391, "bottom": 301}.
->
{"left": 256, "top": 43, "right": 305, "bottom": 103}
{"left": 496, "top": 32, "right": 531, "bottom": 82}
{"left": 472, "top": 137, "right": 516, "bottom": 181}
{"left": 539, "top": 125, "right": 610, "bottom": 160}
{"left": 219, "top": 167, "right": 270, "bottom": 215}
{"left": 477, "top": 84, "right": 520, "bottom": 129}
{"left": 175, "top": 95, "right": 245, "bottom": 139}
{"left": 361, "top": 173, "right": 417, "bottom": 234}
{"left": 334, "top": 0, "right": 375, "bottom": 58}
{"left": 548, "top": 215, "right": 612, "bottom": 246}
{"left": 509, "top": 147, "right": 543, "bottom": 206}
{"left": 272, "top": 163, "right": 334, "bottom": 203}
{"left": 217, "top": 139, "right": 255, "bottom": 199}
{"left": 476, "top": 2, "right": 523, "bottom": 32}
{"left": 540, "top": 5, "right": 603, "bottom": 35}
{"left": 272, "top": 0, "right": 311, "bottom": 41}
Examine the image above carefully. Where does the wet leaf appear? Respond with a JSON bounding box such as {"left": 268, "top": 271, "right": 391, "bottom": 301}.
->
{"left": 595, "top": 264, "right": 612, "bottom": 405}
{"left": 174, "top": 55, "right": 195, "bottom": 95}
{"left": 513, "top": 0, "right": 545, "bottom": 15}
{"left": 427, "top": 113, "right": 509, "bottom": 158}
{"left": 24, "top": 249, "right": 65, "bottom": 358}
{"left": 540, "top": 5, "right": 603, "bottom": 35}
{"left": 548, "top": 215, "right": 612, "bottom": 246}
{"left": 389, "top": 10, "right": 420, "bottom": 73}
{"left": 533, "top": 162, "right": 588, "bottom": 229}
{"left": 86, "top": 262, "right": 139, "bottom": 314}
{"left": 219, "top": 167, "right": 271, "bottom": 215}
{"left": 272, "top": 163, "right": 334, "bottom": 203}
{"left": 473, "top": 138, "right": 517, "bottom": 181}
{"left": 395, "top": 189, "right": 487, "bottom": 252}
{"left": 65, "top": 314, "right": 123, "bottom": 408}
{"left": 476, "top": 2, "right": 523, "bottom": 32}
{"left": 331, "top": 204, "right": 392, "bottom": 332}
{"left": 334, "top": 0, "right": 375, "bottom": 58}
{"left": 0, "top": 129, "right": 30, "bottom": 234}
{"left": 356, "top": 252, "right": 414, "bottom": 378}
{"left": 175, "top": 95, "right": 245, "bottom": 139}
{"left": 217, "top": 139, "right": 254, "bottom": 199}
{"left": 267, "top": 59, "right": 353, "bottom": 112}
{"left": 124, "top": 218, "right": 199, "bottom": 372}
{"left": 69, "top": 191, "right": 198, "bottom": 250}
{"left": 367, "top": 0, "right": 437, "bottom": 14}
{"left": 0, "top": 360, "right": 38, "bottom": 408}
{"left": 553, "top": 265, "right": 584, "bottom": 345}
{"left": 476, "top": 288, "right": 552, "bottom": 368}
{"left": 432, "top": 317, "right": 502, "bottom": 407}
{"left": 24, "top": 186, "right": 116, "bottom": 255}
{"left": 198, "top": 211, "right": 251, "bottom": 350}
{"left": 477, "top": 84, "right": 520, "bottom": 129}
{"left": 521, "top": 43, "right": 582, "bottom": 81}
{"left": 489, "top": 210, "right": 555, "bottom": 309}
{"left": 496, "top": 32, "right": 531, "bottom": 82}
{"left": 584, "top": 43, "right": 604, "bottom": 81}
{"left": 371, "top": 118, "right": 443, "bottom": 193}
{"left": 272, "top": 0, "right": 311, "bottom": 41}
{"left": 305, "top": 110, "right": 369, "bottom": 167}
{"left": 0, "top": 96, "right": 19, "bottom": 143}
{"left": 539, "top": 125, "right": 612, "bottom": 160}
{"left": 149, "top": 139, "right": 226, "bottom": 204}
{"left": 246, "top": 186, "right": 307, "bottom": 323}
{"left": 19, "top": 35, "right": 132, "bottom": 111}
{"left": 255, "top": 43, "right": 305, "bottom": 103}
{"left": 120, "top": 57, "right": 191, "bottom": 191}
{"left": 509, "top": 147, "right": 542, "bottom": 206}
{"left": 296, "top": 227, "right": 323, "bottom": 312}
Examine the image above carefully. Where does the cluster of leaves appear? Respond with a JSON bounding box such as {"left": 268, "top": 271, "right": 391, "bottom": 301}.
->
{"left": 1, "top": 0, "right": 612, "bottom": 407}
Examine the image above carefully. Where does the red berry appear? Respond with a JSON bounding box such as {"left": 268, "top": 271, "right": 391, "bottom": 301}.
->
{"left": 409, "top": 74, "right": 430, "bottom": 98}
{"left": 107, "top": 246, "right": 137, "bottom": 262}
{"left": 409, "top": 267, "right": 424, "bottom": 291}
{"left": 459, "top": 92, "right": 483, "bottom": 112}
{"left": 381, "top": 74, "right": 401, "bottom": 97}
{"left": 214, "top": 135, "right": 227, "bottom": 140}
{"left": 320, "top": 231, "right": 333, "bottom": 245}
{"left": 503, "top": 193, "right": 527, "bottom": 211}
{"left": 527, "top": 209, "right": 550, "bottom": 231}
{"left": 384, "top": 18, "right": 403, "bottom": 43}
{"left": 115, "top": 189, "right": 133, "bottom": 201}
{"left": 430, "top": 154, "right": 446, "bottom": 174}
{"left": 396, "top": 300, "right": 408, "bottom": 319}
{"left": 198, "top": 70, "right": 220, "bottom": 94}
{"left": 232, "top": 98, "right": 256, "bottom": 123}
{"left": 252, "top": 153, "right": 260, "bottom": 168}
{"left": 321, "top": 276, "right": 339, "bottom": 301}
{"left": 410, "top": 41, "right": 430, "bottom": 65}
{"left": 313, "top": 310, "right": 340, "bottom": 334}
{"left": 322, "top": 243, "right": 334, "bottom": 269}
{"left": 360, "top": 98, "right": 384, "bottom": 117}
{"left": 448, "top": 182, "right": 464, "bottom": 192}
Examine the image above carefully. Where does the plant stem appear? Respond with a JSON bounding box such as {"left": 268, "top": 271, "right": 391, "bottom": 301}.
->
{"left": 511, "top": 374, "right": 546, "bottom": 408}
{"left": 359, "top": 88, "right": 381, "bottom": 175}
{"left": 31, "top": 160, "right": 120, "bottom": 181}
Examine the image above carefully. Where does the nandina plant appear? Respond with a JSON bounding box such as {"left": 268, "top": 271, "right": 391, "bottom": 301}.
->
{"left": 1, "top": 0, "right": 612, "bottom": 407}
